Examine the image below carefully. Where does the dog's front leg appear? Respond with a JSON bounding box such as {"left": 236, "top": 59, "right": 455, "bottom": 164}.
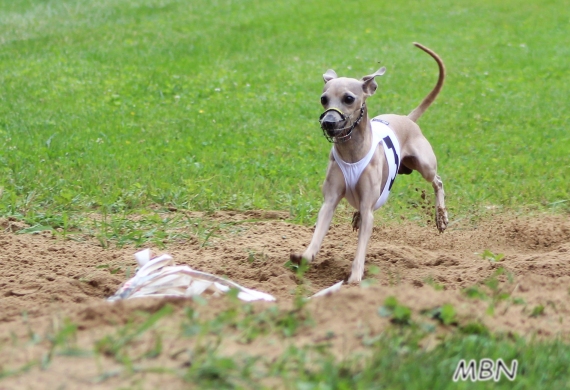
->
{"left": 291, "top": 159, "right": 345, "bottom": 264}
{"left": 347, "top": 165, "right": 381, "bottom": 284}
{"left": 299, "top": 197, "right": 339, "bottom": 262}
{"left": 347, "top": 208, "right": 374, "bottom": 283}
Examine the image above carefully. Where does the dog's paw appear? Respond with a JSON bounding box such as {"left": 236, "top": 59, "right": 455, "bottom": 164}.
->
{"left": 347, "top": 268, "right": 364, "bottom": 284}
{"left": 289, "top": 253, "right": 303, "bottom": 265}
{"left": 347, "top": 273, "right": 362, "bottom": 284}
{"left": 290, "top": 252, "right": 313, "bottom": 265}
{"left": 436, "top": 206, "right": 448, "bottom": 233}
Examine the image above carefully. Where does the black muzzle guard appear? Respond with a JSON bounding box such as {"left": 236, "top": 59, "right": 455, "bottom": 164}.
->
{"left": 319, "top": 105, "right": 365, "bottom": 143}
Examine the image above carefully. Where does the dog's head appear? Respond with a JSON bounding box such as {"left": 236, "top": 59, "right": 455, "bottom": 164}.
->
{"left": 319, "top": 67, "right": 386, "bottom": 143}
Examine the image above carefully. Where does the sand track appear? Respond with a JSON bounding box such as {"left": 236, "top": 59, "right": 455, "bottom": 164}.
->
{"left": 1, "top": 212, "right": 569, "bottom": 387}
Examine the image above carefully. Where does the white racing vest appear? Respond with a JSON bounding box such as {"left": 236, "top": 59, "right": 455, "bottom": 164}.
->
{"left": 331, "top": 117, "right": 401, "bottom": 210}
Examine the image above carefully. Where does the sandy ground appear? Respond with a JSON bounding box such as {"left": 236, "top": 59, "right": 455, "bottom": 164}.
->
{"left": 1, "top": 211, "right": 569, "bottom": 388}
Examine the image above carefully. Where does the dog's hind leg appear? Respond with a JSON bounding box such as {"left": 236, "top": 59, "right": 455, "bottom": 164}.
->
{"left": 401, "top": 136, "right": 448, "bottom": 233}
{"left": 348, "top": 207, "right": 374, "bottom": 283}
{"left": 431, "top": 174, "right": 448, "bottom": 232}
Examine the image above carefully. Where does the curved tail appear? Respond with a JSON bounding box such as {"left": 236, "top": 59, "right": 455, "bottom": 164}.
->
{"left": 407, "top": 42, "right": 445, "bottom": 123}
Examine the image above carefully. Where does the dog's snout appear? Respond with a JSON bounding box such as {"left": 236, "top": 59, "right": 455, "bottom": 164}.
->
{"left": 321, "top": 110, "right": 343, "bottom": 122}
{"left": 319, "top": 111, "right": 343, "bottom": 131}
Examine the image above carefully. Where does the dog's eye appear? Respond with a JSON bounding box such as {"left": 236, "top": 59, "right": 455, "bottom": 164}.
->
{"left": 320, "top": 96, "right": 328, "bottom": 105}
{"left": 343, "top": 95, "right": 355, "bottom": 104}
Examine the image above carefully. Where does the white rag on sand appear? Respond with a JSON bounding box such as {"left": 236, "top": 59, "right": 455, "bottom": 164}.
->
{"left": 107, "top": 249, "right": 342, "bottom": 302}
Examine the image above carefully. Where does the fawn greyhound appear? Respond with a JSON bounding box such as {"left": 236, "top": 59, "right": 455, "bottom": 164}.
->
{"left": 290, "top": 43, "right": 448, "bottom": 283}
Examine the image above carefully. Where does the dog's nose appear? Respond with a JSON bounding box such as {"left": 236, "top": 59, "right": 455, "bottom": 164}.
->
{"left": 321, "top": 119, "right": 337, "bottom": 132}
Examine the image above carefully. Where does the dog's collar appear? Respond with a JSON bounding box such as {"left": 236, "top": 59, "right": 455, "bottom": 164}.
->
{"left": 320, "top": 104, "right": 366, "bottom": 143}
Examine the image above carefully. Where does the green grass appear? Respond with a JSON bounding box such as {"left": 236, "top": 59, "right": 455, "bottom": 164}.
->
{"left": 5, "top": 298, "right": 570, "bottom": 388}
{"left": 1, "top": 0, "right": 570, "bottom": 387}
{"left": 0, "top": 0, "right": 568, "bottom": 229}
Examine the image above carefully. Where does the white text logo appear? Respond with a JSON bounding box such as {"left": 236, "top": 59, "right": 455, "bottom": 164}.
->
{"left": 453, "top": 358, "right": 517, "bottom": 382}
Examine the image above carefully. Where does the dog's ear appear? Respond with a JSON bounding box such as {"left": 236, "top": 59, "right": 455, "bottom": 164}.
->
{"left": 323, "top": 69, "right": 338, "bottom": 84}
{"left": 361, "top": 67, "right": 386, "bottom": 96}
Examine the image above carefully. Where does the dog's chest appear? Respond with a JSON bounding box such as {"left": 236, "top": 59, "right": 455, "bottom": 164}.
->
{"left": 332, "top": 119, "right": 401, "bottom": 210}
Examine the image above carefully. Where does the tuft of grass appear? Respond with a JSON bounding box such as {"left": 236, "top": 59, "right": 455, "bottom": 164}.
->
{"left": 423, "top": 303, "right": 458, "bottom": 326}
{"left": 479, "top": 249, "right": 506, "bottom": 263}
{"left": 530, "top": 305, "right": 545, "bottom": 318}
{"left": 462, "top": 267, "right": 516, "bottom": 315}
{"left": 424, "top": 275, "right": 445, "bottom": 291}
{"left": 378, "top": 296, "right": 413, "bottom": 325}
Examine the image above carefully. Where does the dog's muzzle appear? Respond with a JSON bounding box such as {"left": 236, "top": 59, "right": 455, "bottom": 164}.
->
{"left": 319, "top": 105, "right": 365, "bottom": 143}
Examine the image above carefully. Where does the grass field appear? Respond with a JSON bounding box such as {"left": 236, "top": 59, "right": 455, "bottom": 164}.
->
{"left": 1, "top": 0, "right": 568, "bottom": 225}
{"left": 1, "top": 0, "right": 569, "bottom": 388}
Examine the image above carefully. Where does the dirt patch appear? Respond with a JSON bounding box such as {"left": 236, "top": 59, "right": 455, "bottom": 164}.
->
{"left": 1, "top": 212, "right": 569, "bottom": 387}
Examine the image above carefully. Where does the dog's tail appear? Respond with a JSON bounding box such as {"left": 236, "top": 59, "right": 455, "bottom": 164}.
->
{"left": 407, "top": 43, "right": 445, "bottom": 123}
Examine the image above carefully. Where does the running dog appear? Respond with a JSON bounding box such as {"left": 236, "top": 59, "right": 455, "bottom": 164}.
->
{"left": 290, "top": 43, "right": 448, "bottom": 283}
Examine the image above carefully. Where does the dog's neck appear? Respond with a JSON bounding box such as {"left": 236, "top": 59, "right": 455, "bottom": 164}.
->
{"left": 333, "top": 111, "right": 372, "bottom": 163}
